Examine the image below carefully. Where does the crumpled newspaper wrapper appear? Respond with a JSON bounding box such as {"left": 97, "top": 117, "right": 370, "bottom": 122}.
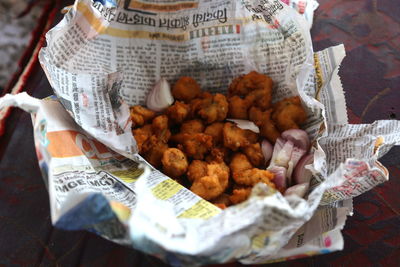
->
{"left": 1, "top": 0, "right": 400, "bottom": 266}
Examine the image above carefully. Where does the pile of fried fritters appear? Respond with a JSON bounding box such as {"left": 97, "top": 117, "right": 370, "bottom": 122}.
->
{"left": 131, "top": 71, "right": 307, "bottom": 208}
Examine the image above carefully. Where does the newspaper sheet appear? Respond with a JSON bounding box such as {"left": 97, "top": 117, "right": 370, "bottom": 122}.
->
{"left": 1, "top": 0, "right": 400, "bottom": 265}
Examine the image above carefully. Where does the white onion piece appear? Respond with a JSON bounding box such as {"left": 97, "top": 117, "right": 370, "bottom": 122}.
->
{"left": 284, "top": 183, "right": 309, "bottom": 198}
{"left": 146, "top": 78, "right": 174, "bottom": 112}
{"left": 261, "top": 139, "right": 273, "bottom": 164}
{"left": 293, "top": 154, "right": 314, "bottom": 184}
{"left": 227, "top": 119, "right": 260, "bottom": 133}
{"left": 281, "top": 129, "right": 310, "bottom": 151}
{"left": 269, "top": 137, "right": 286, "bottom": 168}
{"left": 268, "top": 166, "right": 287, "bottom": 190}
{"left": 274, "top": 140, "right": 294, "bottom": 168}
{"left": 286, "top": 146, "right": 306, "bottom": 185}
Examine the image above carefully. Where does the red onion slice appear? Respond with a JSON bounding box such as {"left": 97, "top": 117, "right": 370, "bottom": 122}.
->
{"left": 293, "top": 154, "right": 314, "bottom": 184}
{"left": 281, "top": 129, "right": 310, "bottom": 152}
{"left": 284, "top": 183, "right": 309, "bottom": 198}
{"left": 286, "top": 146, "right": 306, "bottom": 185}
{"left": 261, "top": 139, "right": 273, "bottom": 164}
{"left": 274, "top": 140, "right": 294, "bottom": 168}
{"left": 268, "top": 166, "right": 287, "bottom": 191}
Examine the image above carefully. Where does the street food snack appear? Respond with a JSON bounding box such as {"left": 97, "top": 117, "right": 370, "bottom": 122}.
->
{"left": 131, "top": 72, "right": 308, "bottom": 207}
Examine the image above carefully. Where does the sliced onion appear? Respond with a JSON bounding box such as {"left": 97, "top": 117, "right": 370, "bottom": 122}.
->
{"left": 268, "top": 166, "right": 287, "bottom": 190}
{"left": 269, "top": 137, "right": 287, "bottom": 168}
{"left": 146, "top": 78, "right": 174, "bottom": 112}
{"left": 286, "top": 146, "right": 306, "bottom": 185}
{"left": 261, "top": 139, "right": 273, "bottom": 164}
{"left": 293, "top": 154, "right": 314, "bottom": 184}
{"left": 281, "top": 129, "right": 310, "bottom": 152}
{"left": 284, "top": 183, "right": 309, "bottom": 198}
{"left": 274, "top": 140, "right": 294, "bottom": 168}
{"left": 227, "top": 119, "right": 259, "bottom": 133}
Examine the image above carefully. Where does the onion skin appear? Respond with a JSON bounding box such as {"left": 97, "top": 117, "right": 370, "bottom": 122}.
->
{"left": 284, "top": 183, "right": 309, "bottom": 198}
{"left": 281, "top": 129, "right": 310, "bottom": 152}
{"left": 261, "top": 139, "right": 273, "bottom": 164}
{"left": 146, "top": 78, "right": 174, "bottom": 112}
{"left": 273, "top": 140, "right": 294, "bottom": 168}
{"left": 226, "top": 119, "right": 260, "bottom": 133}
{"left": 293, "top": 154, "right": 314, "bottom": 185}
{"left": 286, "top": 146, "right": 306, "bottom": 185}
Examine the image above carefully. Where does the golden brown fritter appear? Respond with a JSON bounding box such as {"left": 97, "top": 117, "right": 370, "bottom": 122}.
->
{"left": 229, "top": 187, "right": 252, "bottom": 204}
{"left": 172, "top": 133, "right": 213, "bottom": 159}
{"left": 166, "top": 101, "right": 190, "bottom": 124}
{"left": 234, "top": 168, "right": 275, "bottom": 187}
{"left": 272, "top": 96, "right": 307, "bottom": 131}
{"left": 197, "top": 93, "right": 229, "bottom": 124}
{"left": 243, "top": 143, "right": 265, "bottom": 167}
{"left": 204, "top": 122, "right": 224, "bottom": 145}
{"left": 180, "top": 119, "right": 204, "bottom": 134}
{"left": 222, "top": 122, "right": 258, "bottom": 151}
{"left": 212, "top": 193, "right": 231, "bottom": 207}
{"left": 229, "top": 153, "right": 253, "bottom": 174}
{"left": 245, "top": 88, "right": 272, "bottom": 110}
{"left": 130, "top": 105, "right": 156, "bottom": 127}
{"left": 142, "top": 136, "right": 169, "bottom": 168}
{"left": 172, "top": 77, "right": 201, "bottom": 102}
{"left": 205, "top": 147, "right": 230, "bottom": 164}
{"left": 162, "top": 148, "right": 188, "bottom": 178}
{"left": 249, "top": 106, "right": 280, "bottom": 143}
{"left": 227, "top": 96, "right": 252, "bottom": 120}
{"left": 190, "top": 161, "right": 230, "bottom": 200}
{"left": 132, "top": 124, "right": 153, "bottom": 153}
{"left": 152, "top": 115, "right": 171, "bottom": 143}
{"left": 229, "top": 153, "right": 274, "bottom": 187}
{"left": 228, "top": 71, "right": 273, "bottom": 109}
{"left": 187, "top": 160, "right": 208, "bottom": 182}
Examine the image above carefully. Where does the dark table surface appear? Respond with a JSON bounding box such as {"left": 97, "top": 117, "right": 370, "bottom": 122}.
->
{"left": 0, "top": 0, "right": 399, "bottom": 266}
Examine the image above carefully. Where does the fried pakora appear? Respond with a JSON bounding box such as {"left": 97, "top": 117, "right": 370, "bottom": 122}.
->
{"left": 227, "top": 96, "right": 252, "bottom": 119}
{"left": 142, "top": 136, "right": 169, "bottom": 168}
{"left": 132, "top": 124, "right": 153, "bottom": 153}
{"left": 172, "top": 76, "right": 201, "bottom": 102}
{"left": 229, "top": 153, "right": 275, "bottom": 187}
{"left": 245, "top": 88, "right": 272, "bottom": 110}
{"left": 272, "top": 96, "right": 307, "bottom": 131}
{"left": 205, "top": 147, "right": 230, "bottom": 163}
{"left": 152, "top": 115, "right": 171, "bottom": 143}
{"left": 162, "top": 148, "right": 188, "bottom": 178}
{"left": 212, "top": 193, "right": 231, "bottom": 208}
{"left": 130, "top": 105, "right": 156, "bottom": 127}
{"left": 204, "top": 122, "right": 224, "bottom": 145}
{"left": 223, "top": 122, "right": 258, "bottom": 151}
{"left": 190, "top": 161, "right": 230, "bottom": 200}
{"left": 243, "top": 143, "right": 264, "bottom": 167}
{"left": 187, "top": 160, "right": 208, "bottom": 182}
{"left": 249, "top": 106, "right": 280, "bottom": 143}
{"left": 180, "top": 119, "right": 204, "bottom": 134}
{"left": 229, "top": 187, "right": 252, "bottom": 204}
{"left": 166, "top": 101, "right": 190, "bottom": 124}
{"left": 228, "top": 71, "right": 273, "bottom": 109}
{"left": 131, "top": 73, "right": 309, "bottom": 207}
{"left": 172, "top": 133, "right": 213, "bottom": 159}
{"left": 229, "top": 153, "right": 253, "bottom": 174}
{"left": 197, "top": 93, "right": 228, "bottom": 124}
